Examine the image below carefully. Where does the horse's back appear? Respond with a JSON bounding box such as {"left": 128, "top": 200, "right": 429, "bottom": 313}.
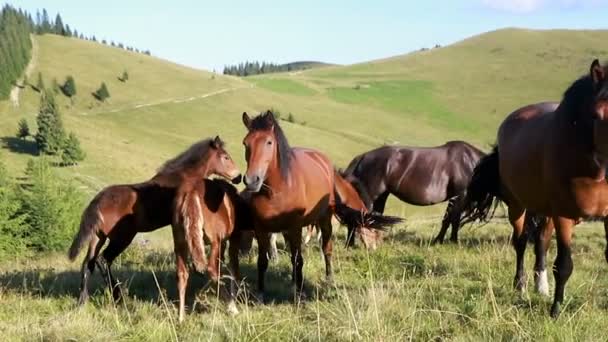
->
{"left": 497, "top": 102, "right": 559, "bottom": 211}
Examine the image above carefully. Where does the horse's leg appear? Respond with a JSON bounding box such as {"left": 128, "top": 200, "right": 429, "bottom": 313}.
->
{"left": 433, "top": 197, "right": 456, "bottom": 244}
{"left": 286, "top": 228, "right": 304, "bottom": 297}
{"left": 256, "top": 231, "right": 271, "bottom": 302}
{"left": 99, "top": 229, "right": 137, "bottom": 302}
{"left": 551, "top": 216, "right": 574, "bottom": 318}
{"left": 303, "top": 225, "right": 313, "bottom": 245}
{"left": 372, "top": 191, "right": 390, "bottom": 214}
{"left": 319, "top": 214, "right": 334, "bottom": 283}
{"left": 269, "top": 233, "right": 279, "bottom": 261}
{"left": 345, "top": 225, "right": 356, "bottom": 248}
{"left": 534, "top": 216, "right": 554, "bottom": 296}
{"left": 207, "top": 236, "right": 221, "bottom": 283}
{"left": 172, "top": 224, "right": 190, "bottom": 323}
{"left": 449, "top": 195, "right": 465, "bottom": 243}
{"left": 508, "top": 205, "right": 528, "bottom": 292}
{"left": 220, "top": 239, "right": 227, "bottom": 264}
{"left": 227, "top": 231, "right": 242, "bottom": 315}
{"left": 78, "top": 234, "right": 106, "bottom": 305}
{"left": 604, "top": 218, "right": 608, "bottom": 263}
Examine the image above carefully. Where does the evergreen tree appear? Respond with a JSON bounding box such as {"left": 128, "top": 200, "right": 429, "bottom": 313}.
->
{"left": 51, "top": 78, "right": 60, "bottom": 94}
{"left": 94, "top": 82, "right": 110, "bottom": 101}
{"left": 17, "top": 118, "right": 30, "bottom": 139}
{"left": 35, "top": 90, "right": 66, "bottom": 154}
{"left": 53, "top": 13, "right": 64, "bottom": 35}
{"left": 41, "top": 9, "right": 51, "bottom": 33}
{"left": 0, "top": 158, "right": 27, "bottom": 257}
{"left": 64, "top": 24, "right": 72, "bottom": 37}
{"left": 61, "top": 75, "right": 76, "bottom": 99}
{"left": 61, "top": 132, "right": 86, "bottom": 166}
{"left": 119, "top": 70, "right": 129, "bottom": 82}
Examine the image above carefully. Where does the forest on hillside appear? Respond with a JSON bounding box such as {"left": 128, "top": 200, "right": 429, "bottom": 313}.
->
{"left": 223, "top": 61, "right": 329, "bottom": 76}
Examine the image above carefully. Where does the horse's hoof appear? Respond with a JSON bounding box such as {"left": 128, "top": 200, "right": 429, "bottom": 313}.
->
{"left": 534, "top": 270, "right": 550, "bottom": 297}
{"left": 550, "top": 302, "right": 561, "bottom": 319}
{"left": 227, "top": 301, "right": 239, "bottom": 316}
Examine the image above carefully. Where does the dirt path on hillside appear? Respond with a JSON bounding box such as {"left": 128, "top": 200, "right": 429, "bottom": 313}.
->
{"left": 83, "top": 83, "right": 254, "bottom": 116}
{"left": 9, "top": 34, "right": 38, "bottom": 107}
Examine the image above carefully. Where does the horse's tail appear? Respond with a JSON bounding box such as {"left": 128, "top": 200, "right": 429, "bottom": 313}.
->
{"left": 174, "top": 190, "right": 207, "bottom": 273}
{"left": 68, "top": 194, "right": 104, "bottom": 261}
{"left": 459, "top": 146, "right": 502, "bottom": 226}
{"left": 333, "top": 184, "right": 403, "bottom": 233}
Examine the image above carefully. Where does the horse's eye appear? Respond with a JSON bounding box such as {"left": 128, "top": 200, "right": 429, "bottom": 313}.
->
{"left": 266, "top": 140, "right": 272, "bottom": 146}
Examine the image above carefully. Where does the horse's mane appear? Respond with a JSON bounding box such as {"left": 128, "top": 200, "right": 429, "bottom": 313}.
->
{"left": 248, "top": 110, "right": 293, "bottom": 178}
{"left": 337, "top": 169, "right": 373, "bottom": 210}
{"left": 561, "top": 61, "right": 608, "bottom": 115}
{"left": 156, "top": 137, "right": 223, "bottom": 176}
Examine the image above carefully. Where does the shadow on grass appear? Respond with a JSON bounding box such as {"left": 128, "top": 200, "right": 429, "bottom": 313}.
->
{"left": 0, "top": 250, "right": 320, "bottom": 312}
{"left": 1, "top": 136, "right": 38, "bottom": 156}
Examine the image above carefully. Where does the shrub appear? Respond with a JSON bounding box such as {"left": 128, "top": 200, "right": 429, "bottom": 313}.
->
{"left": 119, "top": 70, "right": 129, "bottom": 82}
{"left": 61, "top": 75, "right": 77, "bottom": 98}
{"left": 61, "top": 132, "right": 86, "bottom": 166}
{"left": 17, "top": 118, "right": 30, "bottom": 139}
{"left": 0, "top": 159, "right": 28, "bottom": 257}
{"left": 20, "top": 158, "right": 84, "bottom": 252}
{"left": 94, "top": 82, "right": 110, "bottom": 101}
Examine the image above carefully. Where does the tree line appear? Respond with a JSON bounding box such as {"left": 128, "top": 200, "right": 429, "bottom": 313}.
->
{"left": 0, "top": 4, "right": 150, "bottom": 100}
{"left": 223, "top": 61, "right": 322, "bottom": 77}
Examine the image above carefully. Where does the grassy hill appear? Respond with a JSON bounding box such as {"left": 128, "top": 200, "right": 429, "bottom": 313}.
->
{"left": 2, "top": 28, "right": 608, "bottom": 340}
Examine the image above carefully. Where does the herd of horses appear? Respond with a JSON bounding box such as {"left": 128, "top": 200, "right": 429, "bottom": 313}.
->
{"left": 67, "top": 59, "right": 608, "bottom": 320}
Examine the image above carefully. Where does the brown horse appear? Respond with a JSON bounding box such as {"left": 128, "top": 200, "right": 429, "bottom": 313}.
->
{"left": 172, "top": 178, "right": 253, "bottom": 321}
{"left": 204, "top": 110, "right": 401, "bottom": 300}
{"left": 460, "top": 59, "right": 608, "bottom": 317}
{"left": 67, "top": 136, "right": 241, "bottom": 305}
{"left": 305, "top": 173, "right": 384, "bottom": 249}
{"left": 341, "top": 141, "right": 485, "bottom": 244}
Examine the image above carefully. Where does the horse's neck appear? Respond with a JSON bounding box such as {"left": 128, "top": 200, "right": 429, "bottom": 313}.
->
{"left": 554, "top": 106, "right": 607, "bottom": 180}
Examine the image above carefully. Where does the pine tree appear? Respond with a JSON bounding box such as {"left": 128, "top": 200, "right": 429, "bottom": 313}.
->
{"left": 119, "top": 70, "right": 129, "bottom": 82}
{"left": 64, "top": 24, "right": 72, "bottom": 37}
{"left": 54, "top": 13, "right": 64, "bottom": 35}
{"left": 61, "top": 132, "right": 86, "bottom": 166}
{"left": 41, "top": 9, "right": 51, "bottom": 33}
{"left": 35, "top": 90, "right": 66, "bottom": 154}
{"left": 17, "top": 118, "right": 30, "bottom": 139}
{"left": 61, "top": 75, "right": 76, "bottom": 99}
{"left": 0, "top": 158, "right": 27, "bottom": 257}
{"left": 94, "top": 82, "right": 110, "bottom": 101}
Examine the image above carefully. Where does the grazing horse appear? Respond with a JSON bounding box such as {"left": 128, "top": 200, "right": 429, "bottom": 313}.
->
{"left": 460, "top": 59, "right": 608, "bottom": 317}
{"left": 218, "top": 110, "right": 401, "bottom": 300}
{"left": 172, "top": 178, "right": 253, "bottom": 321}
{"left": 67, "top": 136, "right": 241, "bottom": 305}
{"left": 341, "top": 141, "right": 485, "bottom": 243}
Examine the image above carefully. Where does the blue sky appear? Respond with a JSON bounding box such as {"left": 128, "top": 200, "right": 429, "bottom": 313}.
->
{"left": 7, "top": 1, "right": 608, "bottom": 71}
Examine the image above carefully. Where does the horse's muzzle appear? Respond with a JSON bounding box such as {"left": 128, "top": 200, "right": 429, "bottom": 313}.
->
{"left": 231, "top": 174, "right": 242, "bottom": 185}
{"left": 243, "top": 174, "right": 262, "bottom": 192}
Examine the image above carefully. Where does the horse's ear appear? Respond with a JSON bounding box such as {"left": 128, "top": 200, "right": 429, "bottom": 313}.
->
{"left": 264, "top": 110, "right": 275, "bottom": 126}
{"left": 591, "top": 59, "right": 605, "bottom": 88}
{"left": 211, "top": 135, "right": 222, "bottom": 149}
{"left": 242, "top": 112, "right": 252, "bottom": 130}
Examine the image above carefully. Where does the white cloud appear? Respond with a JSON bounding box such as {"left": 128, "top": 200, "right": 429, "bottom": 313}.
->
{"left": 481, "top": 0, "right": 608, "bottom": 13}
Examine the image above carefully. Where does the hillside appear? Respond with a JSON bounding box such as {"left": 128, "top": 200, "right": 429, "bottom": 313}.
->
{"left": 3, "top": 29, "right": 608, "bottom": 201}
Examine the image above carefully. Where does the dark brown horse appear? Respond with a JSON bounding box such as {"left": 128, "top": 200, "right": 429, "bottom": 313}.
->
{"left": 67, "top": 136, "right": 241, "bottom": 305}
{"left": 172, "top": 178, "right": 252, "bottom": 321}
{"left": 341, "top": 141, "right": 485, "bottom": 244}
{"left": 196, "top": 110, "right": 401, "bottom": 300}
{"left": 460, "top": 59, "right": 608, "bottom": 317}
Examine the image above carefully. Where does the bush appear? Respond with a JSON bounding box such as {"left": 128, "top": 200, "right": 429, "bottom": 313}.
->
{"left": 61, "top": 75, "right": 77, "bottom": 98}
{"left": 16, "top": 118, "right": 29, "bottom": 139}
{"left": 93, "top": 82, "right": 110, "bottom": 101}
{"left": 61, "top": 132, "right": 86, "bottom": 166}
{"left": 119, "top": 70, "right": 129, "bottom": 82}
{"left": 20, "top": 158, "right": 84, "bottom": 252}
{"left": 0, "top": 159, "right": 28, "bottom": 257}
{"left": 287, "top": 113, "right": 295, "bottom": 123}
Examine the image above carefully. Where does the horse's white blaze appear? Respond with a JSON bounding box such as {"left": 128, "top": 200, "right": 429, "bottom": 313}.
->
{"left": 535, "top": 269, "right": 549, "bottom": 296}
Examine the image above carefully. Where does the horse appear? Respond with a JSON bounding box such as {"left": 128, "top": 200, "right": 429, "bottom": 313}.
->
{"left": 186, "top": 110, "right": 401, "bottom": 301}
{"left": 340, "top": 141, "right": 485, "bottom": 244}
{"left": 171, "top": 178, "right": 253, "bottom": 321}
{"left": 459, "top": 59, "right": 608, "bottom": 317}
{"left": 304, "top": 172, "right": 384, "bottom": 249}
{"left": 67, "top": 136, "right": 242, "bottom": 305}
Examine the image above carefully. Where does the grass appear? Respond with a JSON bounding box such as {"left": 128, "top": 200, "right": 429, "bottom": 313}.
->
{"left": 2, "top": 220, "right": 608, "bottom": 341}
{"left": 3, "top": 28, "right": 608, "bottom": 339}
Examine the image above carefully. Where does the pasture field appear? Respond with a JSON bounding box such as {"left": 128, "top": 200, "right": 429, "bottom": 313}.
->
{"left": 2, "top": 29, "right": 608, "bottom": 340}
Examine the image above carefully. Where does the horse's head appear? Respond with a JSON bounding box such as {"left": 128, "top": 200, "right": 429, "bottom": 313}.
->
{"left": 565, "top": 59, "right": 608, "bottom": 160}
{"left": 206, "top": 136, "right": 242, "bottom": 184}
{"left": 242, "top": 110, "right": 290, "bottom": 192}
